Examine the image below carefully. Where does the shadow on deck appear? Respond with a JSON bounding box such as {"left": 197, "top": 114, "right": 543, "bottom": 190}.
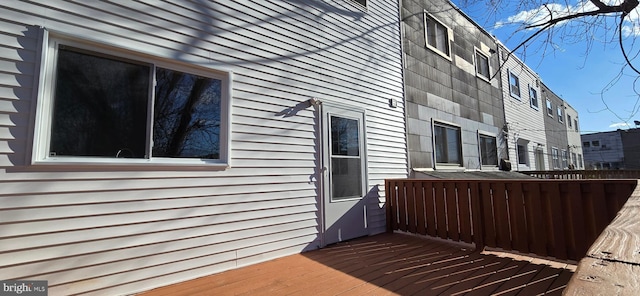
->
{"left": 141, "top": 233, "right": 574, "bottom": 296}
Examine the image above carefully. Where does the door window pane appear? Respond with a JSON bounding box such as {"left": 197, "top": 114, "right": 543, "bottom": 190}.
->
{"left": 331, "top": 116, "right": 359, "bottom": 156}
{"left": 330, "top": 115, "right": 362, "bottom": 200}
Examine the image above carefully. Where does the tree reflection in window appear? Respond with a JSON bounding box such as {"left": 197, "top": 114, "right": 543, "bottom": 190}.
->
{"left": 153, "top": 68, "right": 221, "bottom": 159}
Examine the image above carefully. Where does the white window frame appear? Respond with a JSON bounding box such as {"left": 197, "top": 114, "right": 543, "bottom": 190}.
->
{"left": 574, "top": 119, "right": 579, "bottom": 132}
{"left": 32, "top": 32, "right": 233, "bottom": 168}
{"left": 349, "top": 0, "right": 367, "bottom": 8}
{"left": 561, "top": 149, "right": 568, "bottom": 169}
{"left": 529, "top": 86, "right": 539, "bottom": 110}
{"left": 478, "top": 132, "right": 498, "bottom": 167}
{"left": 424, "top": 11, "right": 452, "bottom": 60}
{"left": 557, "top": 106, "right": 564, "bottom": 123}
{"left": 474, "top": 48, "right": 490, "bottom": 81}
{"left": 546, "top": 99, "right": 553, "bottom": 117}
{"left": 508, "top": 70, "right": 521, "bottom": 99}
{"left": 433, "top": 121, "right": 462, "bottom": 167}
{"left": 551, "top": 147, "right": 560, "bottom": 169}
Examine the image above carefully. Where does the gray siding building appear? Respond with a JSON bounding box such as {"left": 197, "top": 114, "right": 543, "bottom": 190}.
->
{"left": 401, "top": 0, "right": 507, "bottom": 173}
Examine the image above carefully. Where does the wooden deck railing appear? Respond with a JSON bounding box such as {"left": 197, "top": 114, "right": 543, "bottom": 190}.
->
{"left": 522, "top": 170, "right": 640, "bottom": 179}
{"left": 385, "top": 179, "right": 638, "bottom": 262}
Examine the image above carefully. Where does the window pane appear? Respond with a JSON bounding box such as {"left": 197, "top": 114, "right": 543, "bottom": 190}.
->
{"left": 153, "top": 68, "right": 222, "bottom": 159}
{"left": 476, "top": 52, "right": 489, "bottom": 78}
{"left": 331, "top": 158, "right": 362, "bottom": 200}
{"left": 50, "top": 47, "right": 149, "bottom": 158}
{"left": 434, "top": 124, "right": 461, "bottom": 164}
{"left": 518, "top": 144, "right": 527, "bottom": 164}
{"left": 426, "top": 16, "right": 449, "bottom": 56}
{"left": 331, "top": 116, "right": 359, "bottom": 156}
{"left": 509, "top": 73, "right": 520, "bottom": 97}
{"left": 480, "top": 135, "right": 497, "bottom": 166}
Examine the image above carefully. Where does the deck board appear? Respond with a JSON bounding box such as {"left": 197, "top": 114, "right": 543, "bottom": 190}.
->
{"left": 140, "top": 233, "right": 574, "bottom": 296}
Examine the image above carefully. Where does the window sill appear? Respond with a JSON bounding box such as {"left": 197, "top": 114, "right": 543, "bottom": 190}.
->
{"left": 32, "top": 157, "right": 230, "bottom": 170}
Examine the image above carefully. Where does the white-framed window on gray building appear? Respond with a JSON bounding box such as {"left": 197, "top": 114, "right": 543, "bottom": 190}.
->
{"left": 479, "top": 134, "right": 497, "bottom": 166}
{"left": 517, "top": 143, "right": 528, "bottom": 165}
{"left": 557, "top": 106, "right": 564, "bottom": 123}
{"left": 33, "top": 34, "right": 232, "bottom": 167}
{"left": 434, "top": 122, "right": 462, "bottom": 166}
{"left": 574, "top": 119, "right": 579, "bottom": 132}
{"left": 552, "top": 147, "right": 560, "bottom": 169}
{"left": 424, "top": 12, "right": 451, "bottom": 59}
{"left": 475, "top": 49, "right": 490, "bottom": 80}
{"left": 508, "top": 70, "right": 521, "bottom": 99}
{"left": 571, "top": 152, "right": 577, "bottom": 168}
{"left": 546, "top": 99, "right": 553, "bottom": 117}
{"left": 529, "top": 86, "right": 539, "bottom": 110}
{"left": 561, "top": 149, "right": 568, "bottom": 169}
{"left": 568, "top": 115, "right": 573, "bottom": 128}
{"left": 578, "top": 154, "right": 583, "bottom": 168}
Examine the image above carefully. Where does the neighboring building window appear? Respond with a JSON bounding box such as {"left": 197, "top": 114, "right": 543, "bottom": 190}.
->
{"left": 475, "top": 49, "right": 490, "bottom": 80}
{"left": 568, "top": 115, "right": 573, "bottom": 128}
{"left": 479, "top": 134, "right": 497, "bottom": 166}
{"left": 517, "top": 144, "right": 528, "bottom": 165}
{"left": 350, "top": 0, "right": 366, "bottom": 7}
{"left": 583, "top": 141, "right": 590, "bottom": 148}
{"left": 578, "top": 154, "right": 583, "bottom": 168}
{"left": 571, "top": 152, "right": 577, "bottom": 167}
{"left": 434, "top": 122, "right": 462, "bottom": 165}
{"left": 557, "top": 106, "right": 564, "bottom": 123}
{"left": 546, "top": 99, "right": 553, "bottom": 116}
{"left": 35, "top": 37, "right": 231, "bottom": 166}
{"left": 592, "top": 140, "right": 600, "bottom": 147}
{"left": 552, "top": 147, "right": 560, "bottom": 169}
{"left": 561, "top": 150, "right": 568, "bottom": 169}
{"left": 574, "top": 119, "right": 579, "bottom": 132}
{"left": 424, "top": 12, "right": 451, "bottom": 58}
{"left": 508, "top": 70, "right": 521, "bottom": 98}
{"left": 529, "top": 87, "right": 539, "bottom": 110}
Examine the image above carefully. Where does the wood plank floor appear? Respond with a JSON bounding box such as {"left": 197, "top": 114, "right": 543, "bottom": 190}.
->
{"left": 140, "top": 233, "right": 575, "bottom": 296}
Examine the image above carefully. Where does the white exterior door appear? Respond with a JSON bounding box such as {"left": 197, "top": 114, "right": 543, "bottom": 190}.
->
{"left": 322, "top": 105, "right": 368, "bottom": 245}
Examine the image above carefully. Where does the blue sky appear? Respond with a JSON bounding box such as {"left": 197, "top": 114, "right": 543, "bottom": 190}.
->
{"left": 450, "top": 0, "right": 640, "bottom": 134}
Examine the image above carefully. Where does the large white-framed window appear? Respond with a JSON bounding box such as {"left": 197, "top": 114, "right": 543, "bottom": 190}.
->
{"left": 33, "top": 33, "right": 232, "bottom": 167}
{"left": 517, "top": 143, "right": 528, "bottom": 165}
{"left": 546, "top": 99, "right": 553, "bottom": 117}
{"left": 529, "top": 86, "right": 539, "bottom": 110}
{"left": 433, "top": 122, "right": 462, "bottom": 166}
{"left": 479, "top": 133, "right": 497, "bottom": 166}
{"left": 424, "top": 11, "right": 451, "bottom": 59}
{"left": 475, "top": 48, "right": 490, "bottom": 80}
{"left": 508, "top": 70, "right": 521, "bottom": 99}
{"left": 561, "top": 149, "right": 568, "bottom": 169}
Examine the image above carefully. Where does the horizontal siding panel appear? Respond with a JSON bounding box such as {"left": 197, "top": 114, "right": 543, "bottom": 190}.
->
{"left": 0, "top": 203, "right": 318, "bottom": 252}
{"left": 5, "top": 220, "right": 317, "bottom": 278}
{"left": 1, "top": 212, "right": 315, "bottom": 266}
{"left": 0, "top": 175, "right": 315, "bottom": 196}
{"left": 0, "top": 85, "right": 31, "bottom": 101}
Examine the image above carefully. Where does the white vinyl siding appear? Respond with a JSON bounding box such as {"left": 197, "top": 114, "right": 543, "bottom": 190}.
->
{"left": 0, "top": 1, "right": 406, "bottom": 295}
{"left": 500, "top": 45, "right": 548, "bottom": 171}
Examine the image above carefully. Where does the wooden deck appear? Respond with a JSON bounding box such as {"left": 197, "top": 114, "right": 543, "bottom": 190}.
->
{"left": 140, "top": 233, "right": 575, "bottom": 296}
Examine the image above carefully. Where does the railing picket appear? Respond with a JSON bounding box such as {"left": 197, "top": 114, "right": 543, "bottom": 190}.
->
{"left": 564, "top": 182, "right": 587, "bottom": 260}
{"left": 434, "top": 182, "right": 447, "bottom": 239}
{"left": 523, "top": 182, "right": 547, "bottom": 257}
{"left": 507, "top": 182, "right": 528, "bottom": 254}
{"left": 397, "top": 180, "right": 408, "bottom": 232}
{"left": 416, "top": 182, "right": 427, "bottom": 235}
{"left": 457, "top": 182, "right": 473, "bottom": 244}
{"left": 406, "top": 181, "right": 417, "bottom": 234}
{"left": 544, "top": 182, "right": 568, "bottom": 260}
{"left": 480, "top": 182, "right": 497, "bottom": 248}
{"left": 445, "top": 182, "right": 460, "bottom": 242}
{"left": 424, "top": 181, "right": 437, "bottom": 237}
{"left": 492, "top": 182, "right": 511, "bottom": 250}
